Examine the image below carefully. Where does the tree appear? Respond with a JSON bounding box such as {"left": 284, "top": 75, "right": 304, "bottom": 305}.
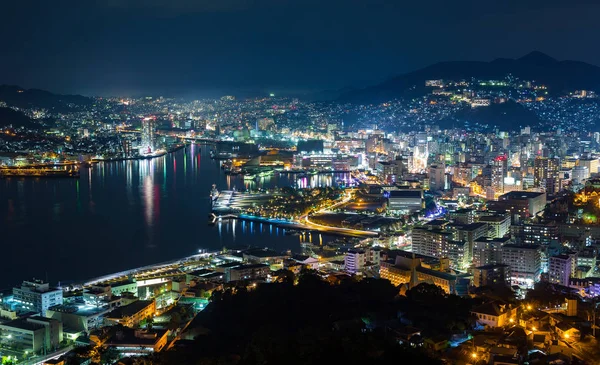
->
{"left": 99, "top": 346, "right": 120, "bottom": 365}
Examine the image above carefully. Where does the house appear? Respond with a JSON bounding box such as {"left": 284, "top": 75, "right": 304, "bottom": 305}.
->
{"left": 471, "top": 301, "right": 518, "bottom": 328}
{"left": 554, "top": 322, "right": 580, "bottom": 340}
{"left": 423, "top": 335, "right": 449, "bottom": 351}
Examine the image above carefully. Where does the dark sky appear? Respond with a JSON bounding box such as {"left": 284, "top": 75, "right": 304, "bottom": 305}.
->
{"left": 1, "top": 0, "right": 600, "bottom": 97}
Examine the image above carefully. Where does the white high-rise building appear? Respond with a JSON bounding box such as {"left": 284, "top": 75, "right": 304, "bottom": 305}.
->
{"left": 140, "top": 117, "right": 156, "bottom": 154}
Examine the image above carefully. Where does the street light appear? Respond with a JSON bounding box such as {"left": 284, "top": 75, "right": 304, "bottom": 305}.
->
{"left": 471, "top": 353, "right": 477, "bottom": 359}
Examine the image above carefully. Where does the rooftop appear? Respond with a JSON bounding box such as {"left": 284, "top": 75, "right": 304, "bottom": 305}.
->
{"left": 231, "top": 263, "right": 270, "bottom": 271}
{"left": 500, "top": 191, "right": 545, "bottom": 200}
{"left": 243, "top": 248, "right": 287, "bottom": 258}
{"left": 106, "top": 300, "right": 154, "bottom": 319}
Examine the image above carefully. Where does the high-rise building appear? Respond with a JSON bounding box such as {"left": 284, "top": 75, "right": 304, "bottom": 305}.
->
{"left": 478, "top": 214, "right": 511, "bottom": 238}
{"left": 534, "top": 157, "right": 559, "bottom": 195}
{"left": 344, "top": 249, "right": 367, "bottom": 274}
{"left": 500, "top": 244, "right": 542, "bottom": 288}
{"left": 473, "top": 237, "right": 510, "bottom": 268}
{"left": 491, "top": 156, "right": 507, "bottom": 197}
{"left": 12, "top": 280, "right": 63, "bottom": 316}
{"left": 429, "top": 164, "right": 446, "bottom": 191}
{"left": 140, "top": 117, "right": 157, "bottom": 154}
{"left": 412, "top": 226, "right": 451, "bottom": 259}
{"left": 549, "top": 253, "right": 577, "bottom": 286}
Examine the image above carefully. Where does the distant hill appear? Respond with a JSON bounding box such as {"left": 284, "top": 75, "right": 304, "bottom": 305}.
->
{"left": 340, "top": 51, "right": 600, "bottom": 103}
{"left": 0, "top": 107, "right": 38, "bottom": 129}
{"left": 0, "top": 85, "right": 92, "bottom": 111}
{"left": 454, "top": 100, "right": 540, "bottom": 131}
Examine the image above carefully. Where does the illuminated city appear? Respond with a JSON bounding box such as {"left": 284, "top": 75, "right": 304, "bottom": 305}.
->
{"left": 3, "top": 1, "right": 600, "bottom": 364}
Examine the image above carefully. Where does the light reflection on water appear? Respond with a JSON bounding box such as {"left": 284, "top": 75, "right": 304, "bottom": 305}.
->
{"left": 0, "top": 144, "right": 345, "bottom": 289}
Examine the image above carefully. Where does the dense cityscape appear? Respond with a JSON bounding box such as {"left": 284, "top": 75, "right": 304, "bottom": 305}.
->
{"left": 2, "top": 64, "right": 600, "bottom": 364}
{"left": 5, "top": 0, "right": 600, "bottom": 363}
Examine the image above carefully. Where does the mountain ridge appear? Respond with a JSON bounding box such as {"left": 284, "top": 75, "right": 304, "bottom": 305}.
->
{"left": 340, "top": 52, "right": 600, "bottom": 103}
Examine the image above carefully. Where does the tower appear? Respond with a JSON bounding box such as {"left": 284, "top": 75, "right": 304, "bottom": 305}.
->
{"left": 534, "top": 157, "right": 559, "bottom": 195}
{"left": 141, "top": 117, "right": 156, "bottom": 154}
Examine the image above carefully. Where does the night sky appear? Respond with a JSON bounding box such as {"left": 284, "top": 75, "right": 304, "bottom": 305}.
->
{"left": 1, "top": 0, "right": 599, "bottom": 97}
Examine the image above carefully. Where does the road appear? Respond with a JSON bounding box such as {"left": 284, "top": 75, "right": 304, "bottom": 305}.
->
{"left": 301, "top": 190, "right": 378, "bottom": 237}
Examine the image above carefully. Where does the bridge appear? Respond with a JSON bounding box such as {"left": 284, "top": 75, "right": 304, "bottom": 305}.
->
{"left": 210, "top": 212, "right": 378, "bottom": 238}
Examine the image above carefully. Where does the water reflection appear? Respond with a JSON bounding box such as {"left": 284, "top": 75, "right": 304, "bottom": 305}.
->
{"left": 0, "top": 144, "right": 341, "bottom": 289}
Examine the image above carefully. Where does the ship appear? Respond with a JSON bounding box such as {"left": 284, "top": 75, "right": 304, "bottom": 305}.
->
{"left": 0, "top": 167, "right": 80, "bottom": 178}
{"left": 209, "top": 184, "right": 219, "bottom": 202}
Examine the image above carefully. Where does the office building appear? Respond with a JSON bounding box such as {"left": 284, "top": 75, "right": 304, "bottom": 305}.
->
{"left": 387, "top": 189, "right": 424, "bottom": 213}
{"left": 104, "top": 327, "right": 168, "bottom": 356}
{"left": 572, "top": 165, "right": 590, "bottom": 185}
{"left": 492, "top": 191, "right": 547, "bottom": 219}
{"left": 579, "top": 158, "right": 599, "bottom": 174}
{"left": 13, "top": 280, "right": 63, "bottom": 316}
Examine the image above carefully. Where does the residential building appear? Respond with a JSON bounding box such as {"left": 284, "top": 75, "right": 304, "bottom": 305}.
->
{"left": 473, "top": 237, "right": 510, "bottom": 268}
{"left": 478, "top": 214, "right": 511, "bottom": 238}
{"left": 549, "top": 253, "right": 577, "bottom": 286}
{"left": 473, "top": 264, "right": 511, "bottom": 287}
{"left": 412, "top": 227, "right": 452, "bottom": 259}
{"left": 501, "top": 244, "right": 542, "bottom": 288}
{"left": 344, "top": 249, "right": 366, "bottom": 274}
